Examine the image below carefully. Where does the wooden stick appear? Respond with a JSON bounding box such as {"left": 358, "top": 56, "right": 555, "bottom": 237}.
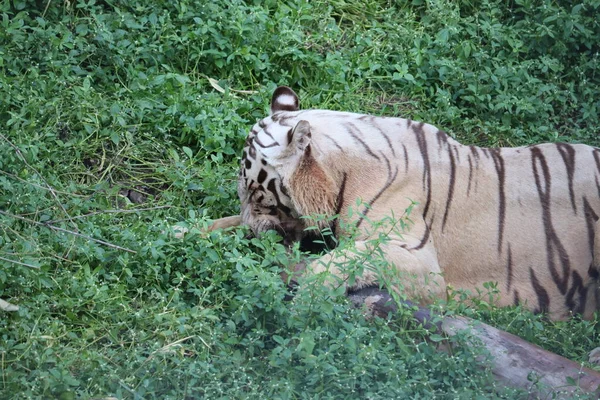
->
{"left": 0, "top": 256, "right": 40, "bottom": 269}
{"left": 0, "top": 210, "right": 136, "bottom": 254}
{"left": 442, "top": 316, "right": 600, "bottom": 396}
{"left": 348, "top": 287, "right": 600, "bottom": 398}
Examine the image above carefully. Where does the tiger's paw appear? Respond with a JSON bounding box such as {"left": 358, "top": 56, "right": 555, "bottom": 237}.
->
{"left": 588, "top": 347, "right": 600, "bottom": 365}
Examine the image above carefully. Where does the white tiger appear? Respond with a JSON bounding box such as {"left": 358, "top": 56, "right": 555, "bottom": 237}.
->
{"left": 236, "top": 86, "right": 600, "bottom": 325}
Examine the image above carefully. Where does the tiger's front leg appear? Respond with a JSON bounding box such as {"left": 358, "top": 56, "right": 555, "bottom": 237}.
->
{"left": 283, "top": 238, "right": 447, "bottom": 305}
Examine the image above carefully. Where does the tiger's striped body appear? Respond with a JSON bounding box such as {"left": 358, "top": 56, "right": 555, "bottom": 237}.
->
{"left": 238, "top": 86, "right": 600, "bottom": 321}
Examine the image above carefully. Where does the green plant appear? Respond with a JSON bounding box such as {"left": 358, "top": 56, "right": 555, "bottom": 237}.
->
{"left": 1, "top": 0, "right": 599, "bottom": 398}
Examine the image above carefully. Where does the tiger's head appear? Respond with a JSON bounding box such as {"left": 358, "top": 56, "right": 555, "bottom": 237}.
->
{"left": 237, "top": 86, "right": 339, "bottom": 245}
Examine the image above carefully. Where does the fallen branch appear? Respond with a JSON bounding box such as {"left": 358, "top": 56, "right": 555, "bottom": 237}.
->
{"left": 0, "top": 256, "right": 40, "bottom": 269}
{"left": 0, "top": 133, "right": 78, "bottom": 231}
{"left": 0, "top": 169, "right": 87, "bottom": 197}
{"left": 348, "top": 287, "right": 600, "bottom": 398}
{"left": 0, "top": 210, "right": 136, "bottom": 254}
{"left": 46, "top": 205, "right": 173, "bottom": 225}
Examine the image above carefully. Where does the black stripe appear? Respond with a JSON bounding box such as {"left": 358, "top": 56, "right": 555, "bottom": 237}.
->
{"left": 453, "top": 145, "right": 460, "bottom": 163}
{"left": 247, "top": 181, "right": 258, "bottom": 199}
{"left": 565, "top": 270, "right": 587, "bottom": 314}
{"left": 589, "top": 264, "right": 600, "bottom": 280}
{"left": 257, "top": 169, "right": 267, "bottom": 184}
{"left": 583, "top": 197, "right": 598, "bottom": 261}
{"left": 576, "top": 272, "right": 588, "bottom": 315}
{"left": 469, "top": 146, "right": 480, "bottom": 194}
{"left": 506, "top": 244, "right": 514, "bottom": 290}
{"left": 531, "top": 146, "right": 570, "bottom": 295}
{"left": 322, "top": 133, "right": 344, "bottom": 152}
{"left": 413, "top": 223, "right": 431, "bottom": 250}
{"left": 262, "top": 126, "right": 276, "bottom": 141}
{"left": 490, "top": 149, "right": 506, "bottom": 253}
{"left": 467, "top": 155, "right": 473, "bottom": 196}
{"left": 593, "top": 149, "right": 600, "bottom": 197}
{"left": 332, "top": 173, "right": 348, "bottom": 238}
{"left": 267, "top": 178, "right": 291, "bottom": 215}
{"left": 357, "top": 154, "right": 399, "bottom": 228}
{"left": 279, "top": 182, "right": 289, "bottom": 198}
{"left": 272, "top": 114, "right": 297, "bottom": 125}
{"left": 402, "top": 144, "right": 409, "bottom": 172}
{"left": 254, "top": 133, "right": 279, "bottom": 149}
{"left": 556, "top": 143, "right": 577, "bottom": 213}
{"left": 440, "top": 134, "right": 456, "bottom": 231}
{"left": 593, "top": 148, "right": 600, "bottom": 175}
{"left": 347, "top": 123, "right": 380, "bottom": 160}
{"left": 469, "top": 146, "right": 481, "bottom": 195}
{"left": 435, "top": 130, "right": 447, "bottom": 153}
{"left": 247, "top": 137, "right": 257, "bottom": 159}
{"left": 371, "top": 120, "right": 396, "bottom": 157}
{"left": 334, "top": 173, "right": 348, "bottom": 217}
{"left": 469, "top": 145, "right": 480, "bottom": 160}
{"left": 379, "top": 129, "right": 396, "bottom": 157}
{"left": 530, "top": 267, "right": 550, "bottom": 314}
{"left": 414, "top": 122, "right": 432, "bottom": 219}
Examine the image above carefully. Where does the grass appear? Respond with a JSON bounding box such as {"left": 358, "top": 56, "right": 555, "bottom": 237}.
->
{"left": 1, "top": 0, "right": 599, "bottom": 398}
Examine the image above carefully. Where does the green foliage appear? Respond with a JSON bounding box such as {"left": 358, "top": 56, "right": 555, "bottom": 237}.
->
{"left": 1, "top": 0, "right": 599, "bottom": 398}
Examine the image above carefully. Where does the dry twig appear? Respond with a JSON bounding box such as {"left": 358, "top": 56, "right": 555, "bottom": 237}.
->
{"left": 0, "top": 133, "right": 78, "bottom": 231}
{"left": 0, "top": 256, "right": 40, "bottom": 269}
{"left": 0, "top": 210, "right": 136, "bottom": 254}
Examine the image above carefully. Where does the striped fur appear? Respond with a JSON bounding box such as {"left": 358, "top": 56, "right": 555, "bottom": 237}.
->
{"left": 238, "top": 86, "right": 600, "bottom": 321}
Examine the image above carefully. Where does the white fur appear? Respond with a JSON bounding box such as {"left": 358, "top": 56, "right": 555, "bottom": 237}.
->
{"left": 275, "top": 94, "right": 296, "bottom": 107}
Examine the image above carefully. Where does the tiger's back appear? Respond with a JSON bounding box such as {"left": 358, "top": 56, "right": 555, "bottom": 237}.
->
{"left": 238, "top": 86, "right": 600, "bottom": 321}
{"left": 429, "top": 140, "right": 600, "bottom": 319}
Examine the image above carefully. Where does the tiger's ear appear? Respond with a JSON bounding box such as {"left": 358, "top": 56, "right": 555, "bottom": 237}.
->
{"left": 271, "top": 86, "right": 299, "bottom": 114}
{"left": 289, "top": 120, "right": 311, "bottom": 153}
{"left": 277, "top": 120, "right": 311, "bottom": 160}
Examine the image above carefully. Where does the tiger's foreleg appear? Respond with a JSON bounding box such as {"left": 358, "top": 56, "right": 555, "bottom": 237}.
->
{"left": 283, "top": 238, "right": 446, "bottom": 305}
